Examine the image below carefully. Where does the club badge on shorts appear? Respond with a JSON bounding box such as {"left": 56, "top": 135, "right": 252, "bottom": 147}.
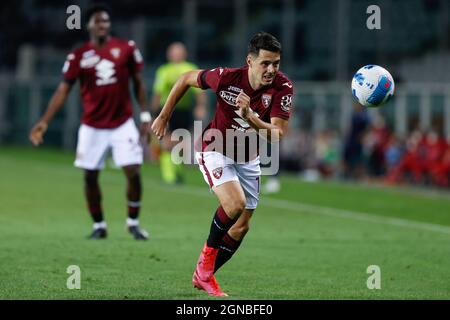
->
{"left": 262, "top": 94, "right": 272, "bottom": 108}
{"left": 212, "top": 167, "right": 223, "bottom": 179}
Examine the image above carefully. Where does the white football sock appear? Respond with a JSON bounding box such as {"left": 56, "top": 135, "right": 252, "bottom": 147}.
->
{"left": 126, "top": 218, "right": 139, "bottom": 227}
{"left": 93, "top": 221, "right": 107, "bottom": 230}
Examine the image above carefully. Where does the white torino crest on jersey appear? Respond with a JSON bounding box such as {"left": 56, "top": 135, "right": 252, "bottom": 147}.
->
{"left": 95, "top": 59, "right": 117, "bottom": 86}
{"left": 110, "top": 48, "right": 121, "bottom": 59}
{"left": 261, "top": 94, "right": 272, "bottom": 108}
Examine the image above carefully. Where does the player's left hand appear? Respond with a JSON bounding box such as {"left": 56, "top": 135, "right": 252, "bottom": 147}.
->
{"left": 29, "top": 121, "right": 48, "bottom": 146}
{"left": 151, "top": 115, "right": 168, "bottom": 140}
{"left": 236, "top": 91, "right": 251, "bottom": 120}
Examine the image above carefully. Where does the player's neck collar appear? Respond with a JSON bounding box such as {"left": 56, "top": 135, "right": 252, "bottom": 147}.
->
{"left": 90, "top": 36, "right": 112, "bottom": 48}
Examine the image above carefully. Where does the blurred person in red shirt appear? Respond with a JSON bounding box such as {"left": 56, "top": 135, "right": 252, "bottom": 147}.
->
{"left": 386, "top": 130, "right": 423, "bottom": 184}
{"left": 366, "top": 115, "right": 390, "bottom": 178}
{"left": 429, "top": 133, "right": 450, "bottom": 187}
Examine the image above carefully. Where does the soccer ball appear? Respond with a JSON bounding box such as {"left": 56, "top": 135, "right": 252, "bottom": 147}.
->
{"left": 351, "top": 65, "right": 395, "bottom": 108}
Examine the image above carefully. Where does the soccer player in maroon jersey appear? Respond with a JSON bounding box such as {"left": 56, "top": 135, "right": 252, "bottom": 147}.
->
{"left": 29, "top": 4, "right": 151, "bottom": 240}
{"left": 152, "top": 32, "right": 293, "bottom": 296}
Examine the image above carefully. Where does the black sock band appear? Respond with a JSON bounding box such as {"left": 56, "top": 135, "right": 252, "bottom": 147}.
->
{"left": 128, "top": 201, "right": 140, "bottom": 220}
{"left": 206, "top": 207, "right": 236, "bottom": 248}
{"left": 214, "top": 233, "right": 242, "bottom": 273}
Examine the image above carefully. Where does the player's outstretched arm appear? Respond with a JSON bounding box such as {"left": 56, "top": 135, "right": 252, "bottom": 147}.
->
{"left": 151, "top": 69, "right": 202, "bottom": 139}
{"left": 29, "top": 81, "right": 72, "bottom": 146}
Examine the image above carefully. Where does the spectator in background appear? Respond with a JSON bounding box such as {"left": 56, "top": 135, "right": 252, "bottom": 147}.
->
{"left": 150, "top": 42, "right": 207, "bottom": 184}
{"left": 341, "top": 103, "right": 370, "bottom": 180}
{"left": 387, "top": 130, "right": 423, "bottom": 184}
{"left": 365, "top": 115, "right": 390, "bottom": 178}
{"left": 315, "top": 129, "right": 340, "bottom": 178}
{"left": 430, "top": 133, "right": 450, "bottom": 187}
{"left": 422, "top": 130, "right": 449, "bottom": 186}
{"left": 384, "top": 133, "right": 404, "bottom": 173}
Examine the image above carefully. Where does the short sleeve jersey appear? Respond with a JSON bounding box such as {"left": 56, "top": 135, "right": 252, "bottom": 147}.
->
{"left": 197, "top": 66, "right": 293, "bottom": 161}
{"left": 62, "top": 37, "right": 144, "bottom": 128}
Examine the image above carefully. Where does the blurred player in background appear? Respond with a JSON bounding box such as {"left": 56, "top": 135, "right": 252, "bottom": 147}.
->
{"left": 29, "top": 4, "right": 151, "bottom": 240}
{"left": 150, "top": 42, "right": 207, "bottom": 184}
{"left": 152, "top": 32, "right": 293, "bottom": 296}
{"left": 341, "top": 102, "right": 370, "bottom": 180}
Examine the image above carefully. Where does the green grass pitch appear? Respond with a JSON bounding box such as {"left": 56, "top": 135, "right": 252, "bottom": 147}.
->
{"left": 0, "top": 146, "right": 449, "bottom": 299}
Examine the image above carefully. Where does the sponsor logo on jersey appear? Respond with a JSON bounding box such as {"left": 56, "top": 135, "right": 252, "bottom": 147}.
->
{"left": 82, "top": 50, "right": 96, "bottom": 59}
{"left": 212, "top": 167, "right": 223, "bottom": 179}
{"left": 280, "top": 94, "right": 292, "bottom": 112}
{"left": 282, "top": 82, "right": 293, "bottom": 88}
{"left": 80, "top": 55, "right": 100, "bottom": 68}
{"left": 110, "top": 48, "right": 121, "bottom": 59}
{"left": 219, "top": 90, "right": 238, "bottom": 106}
{"left": 227, "top": 85, "right": 242, "bottom": 93}
{"left": 95, "top": 59, "right": 117, "bottom": 86}
{"left": 262, "top": 94, "right": 272, "bottom": 108}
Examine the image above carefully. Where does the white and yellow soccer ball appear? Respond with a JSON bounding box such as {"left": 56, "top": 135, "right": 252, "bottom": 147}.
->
{"left": 351, "top": 65, "right": 395, "bottom": 108}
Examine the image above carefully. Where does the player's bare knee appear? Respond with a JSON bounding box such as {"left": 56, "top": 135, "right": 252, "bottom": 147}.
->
{"left": 123, "top": 165, "right": 140, "bottom": 180}
{"left": 233, "top": 199, "right": 246, "bottom": 215}
{"left": 223, "top": 199, "right": 246, "bottom": 218}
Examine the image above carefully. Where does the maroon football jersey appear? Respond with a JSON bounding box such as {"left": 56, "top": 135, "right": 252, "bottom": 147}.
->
{"left": 62, "top": 37, "right": 144, "bottom": 128}
{"left": 197, "top": 66, "right": 293, "bottom": 161}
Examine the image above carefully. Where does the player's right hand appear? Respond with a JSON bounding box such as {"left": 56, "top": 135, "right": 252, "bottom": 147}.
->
{"left": 236, "top": 91, "right": 251, "bottom": 119}
{"left": 151, "top": 116, "right": 168, "bottom": 140}
{"left": 29, "top": 121, "right": 48, "bottom": 146}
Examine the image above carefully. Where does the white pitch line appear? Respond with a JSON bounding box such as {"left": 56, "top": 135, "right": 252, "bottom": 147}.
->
{"left": 148, "top": 181, "right": 450, "bottom": 236}
{"left": 263, "top": 198, "right": 450, "bottom": 235}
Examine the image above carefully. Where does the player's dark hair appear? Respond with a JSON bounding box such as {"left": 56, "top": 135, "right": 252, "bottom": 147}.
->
{"left": 85, "top": 3, "right": 112, "bottom": 23}
{"left": 248, "top": 32, "right": 282, "bottom": 56}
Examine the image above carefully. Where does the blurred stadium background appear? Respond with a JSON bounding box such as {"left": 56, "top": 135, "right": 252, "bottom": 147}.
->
{"left": 1, "top": 0, "right": 450, "bottom": 187}
{"left": 1, "top": 0, "right": 450, "bottom": 300}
